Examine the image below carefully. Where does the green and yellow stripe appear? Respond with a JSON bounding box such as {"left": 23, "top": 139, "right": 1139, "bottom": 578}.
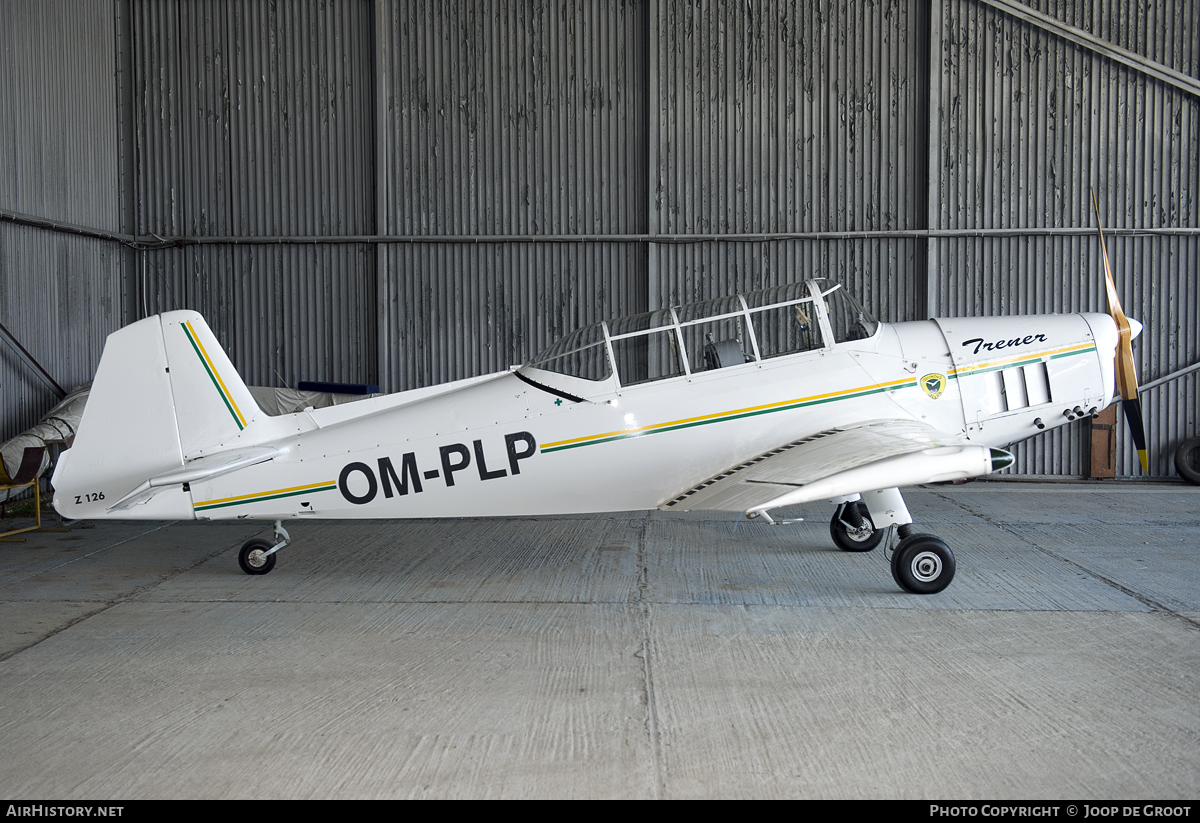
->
{"left": 541, "top": 342, "right": 1096, "bottom": 454}
{"left": 541, "top": 379, "right": 909, "bottom": 453}
{"left": 182, "top": 321, "right": 247, "bottom": 430}
{"left": 193, "top": 480, "right": 337, "bottom": 512}
{"left": 948, "top": 341, "right": 1096, "bottom": 378}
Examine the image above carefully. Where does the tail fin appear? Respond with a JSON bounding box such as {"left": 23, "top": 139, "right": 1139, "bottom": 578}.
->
{"left": 52, "top": 311, "right": 260, "bottom": 519}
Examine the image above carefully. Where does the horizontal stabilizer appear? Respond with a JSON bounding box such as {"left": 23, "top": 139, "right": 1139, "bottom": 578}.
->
{"left": 107, "top": 446, "right": 283, "bottom": 512}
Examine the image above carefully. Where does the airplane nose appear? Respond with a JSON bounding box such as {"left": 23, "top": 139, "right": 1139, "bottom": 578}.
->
{"left": 1127, "top": 317, "right": 1143, "bottom": 341}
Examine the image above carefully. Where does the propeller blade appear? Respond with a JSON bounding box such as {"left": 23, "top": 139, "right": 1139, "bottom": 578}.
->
{"left": 1121, "top": 397, "right": 1149, "bottom": 474}
{"left": 1091, "top": 188, "right": 1149, "bottom": 473}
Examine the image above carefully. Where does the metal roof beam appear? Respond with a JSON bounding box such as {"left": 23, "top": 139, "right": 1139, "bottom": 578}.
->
{"left": 1141, "top": 361, "right": 1200, "bottom": 393}
{"left": 0, "top": 321, "right": 67, "bottom": 399}
{"left": 7, "top": 209, "right": 1200, "bottom": 248}
{"left": 976, "top": 0, "right": 1200, "bottom": 99}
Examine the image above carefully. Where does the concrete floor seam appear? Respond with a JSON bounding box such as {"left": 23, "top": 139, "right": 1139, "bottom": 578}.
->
{"left": 0, "top": 602, "right": 114, "bottom": 663}
{"left": 634, "top": 511, "right": 666, "bottom": 799}
{"left": 0, "top": 522, "right": 252, "bottom": 662}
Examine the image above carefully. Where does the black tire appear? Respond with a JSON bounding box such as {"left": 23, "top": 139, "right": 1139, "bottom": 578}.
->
{"left": 830, "top": 502, "right": 884, "bottom": 552}
{"left": 890, "top": 534, "right": 955, "bottom": 594}
{"left": 1174, "top": 436, "right": 1200, "bottom": 486}
{"left": 239, "top": 538, "right": 276, "bottom": 575}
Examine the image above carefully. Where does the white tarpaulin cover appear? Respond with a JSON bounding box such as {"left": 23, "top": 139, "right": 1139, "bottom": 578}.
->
{"left": 1, "top": 383, "right": 89, "bottom": 503}
{"left": 246, "top": 386, "right": 378, "bottom": 416}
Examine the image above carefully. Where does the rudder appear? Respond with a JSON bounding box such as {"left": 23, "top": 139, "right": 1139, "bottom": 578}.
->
{"left": 160, "top": 311, "right": 260, "bottom": 457}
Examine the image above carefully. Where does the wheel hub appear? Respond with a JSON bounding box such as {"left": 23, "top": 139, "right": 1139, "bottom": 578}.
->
{"left": 247, "top": 549, "right": 267, "bottom": 569}
{"left": 909, "top": 550, "right": 943, "bottom": 582}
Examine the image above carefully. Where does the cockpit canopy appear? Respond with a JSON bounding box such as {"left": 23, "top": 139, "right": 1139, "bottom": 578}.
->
{"left": 522, "top": 279, "right": 878, "bottom": 390}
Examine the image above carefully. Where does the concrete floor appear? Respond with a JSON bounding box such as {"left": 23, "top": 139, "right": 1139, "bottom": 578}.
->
{"left": 1, "top": 482, "right": 1197, "bottom": 799}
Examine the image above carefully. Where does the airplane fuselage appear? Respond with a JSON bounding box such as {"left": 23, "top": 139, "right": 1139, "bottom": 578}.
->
{"left": 52, "top": 305, "right": 1119, "bottom": 524}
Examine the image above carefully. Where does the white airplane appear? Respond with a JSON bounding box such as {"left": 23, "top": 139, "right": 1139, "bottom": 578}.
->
{"left": 50, "top": 230, "right": 1146, "bottom": 594}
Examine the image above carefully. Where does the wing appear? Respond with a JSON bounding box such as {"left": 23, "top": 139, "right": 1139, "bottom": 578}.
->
{"left": 660, "top": 420, "right": 1009, "bottom": 513}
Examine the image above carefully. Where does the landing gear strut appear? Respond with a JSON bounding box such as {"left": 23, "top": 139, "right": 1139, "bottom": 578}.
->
{"left": 238, "top": 520, "right": 291, "bottom": 575}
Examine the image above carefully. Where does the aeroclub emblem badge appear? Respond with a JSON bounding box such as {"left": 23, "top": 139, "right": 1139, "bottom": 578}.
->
{"left": 920, "top": 373, "right": 947, "bottom": 400}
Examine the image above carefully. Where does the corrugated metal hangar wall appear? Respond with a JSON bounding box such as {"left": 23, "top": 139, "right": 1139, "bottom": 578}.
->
{"left": 2, "top": 0, "right": 1197, "bottom": 478}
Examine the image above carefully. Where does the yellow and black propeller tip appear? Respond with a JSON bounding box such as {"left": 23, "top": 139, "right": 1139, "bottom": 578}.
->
{"left": 1091, "top": 188, "right": 1149, "bottom": 474}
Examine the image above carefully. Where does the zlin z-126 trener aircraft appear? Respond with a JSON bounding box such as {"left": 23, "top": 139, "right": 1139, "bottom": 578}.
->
{"left": 52, "top": 229, "right": 1147, "bottom": 594}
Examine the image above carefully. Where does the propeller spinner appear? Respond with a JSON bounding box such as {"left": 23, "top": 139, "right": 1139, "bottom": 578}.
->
{"left": 1091, "top": 188, "right": 1149, "bottom": 473}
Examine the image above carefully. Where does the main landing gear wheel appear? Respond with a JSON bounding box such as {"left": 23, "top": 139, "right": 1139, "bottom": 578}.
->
{"left": 239, "top": 538, "right": 276, "bottom": 575}
{"left": 830, "top": 502, "right": 884, "bottom": 552}
{"left": 890, "top": 534, "right": 955, "bottom": 594}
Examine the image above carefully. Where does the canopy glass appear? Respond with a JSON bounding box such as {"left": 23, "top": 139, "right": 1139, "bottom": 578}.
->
{"left": 523, "top": 280, "right": 878, "bottom": 388}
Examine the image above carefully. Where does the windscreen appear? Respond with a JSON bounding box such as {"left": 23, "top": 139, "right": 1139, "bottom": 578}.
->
{"left": 816, "top": 281, "right": 880, "bottom": 343}
{"left": 525, "top": 323, "right": 611, "bottom": 382}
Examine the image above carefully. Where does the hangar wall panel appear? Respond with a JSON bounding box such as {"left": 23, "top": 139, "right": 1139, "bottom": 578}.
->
{"left": 131, "top": 0, "right": 375, "bottom": 237}
{"left": 650, "top": 0, "right": 928, "bottom": 326}
{"left": 0, "top": 0, "right": 127, "bottom": 439}
{"left": 378, "top": 1, "right": 649, "bottom": 390}
{"left": 652, "top": 240, "right": 922, "bottom": 325}
{"left": 0, "top": 224, "right": 127, "bottom": 437}
{"left": 130, "top": 0, "right": 377, "bottom": 386}
{"left": 380, "top": 242, "right": 647, "bottom": 391}
{"left": 0, "top": 0, "right": 121, "bottom": 231}
{"left": 654, "top": 0, "right": 925, "bottom": 235}
{"left": 382, "top": 1, "right": 648, "bottom": 236}
{"left": 931, "top": 0, "right": 1197, "bottom": 233}
{"left": 1026, "top": 0, "right": 1197, "bottom": 77}
{"left": 1154, "top": 371, "right": 1200, "bottom": 479}
{"left": 138, "top": 244, "right": 377, "bottom": 389}
{"left": 1127, "top": 234, "right": 1200, "bottom": 478}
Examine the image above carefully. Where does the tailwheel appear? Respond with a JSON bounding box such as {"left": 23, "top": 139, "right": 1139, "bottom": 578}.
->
{"left": 239, "top": 538, "right": 276, "bottom": 575}
{"left": 829, "top": 502, "right": 884, "bottom": 552}
{"left": 890, "top": 534, "right": 955, "bottom": 594}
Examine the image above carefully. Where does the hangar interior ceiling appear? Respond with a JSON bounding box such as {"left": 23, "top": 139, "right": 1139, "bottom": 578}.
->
{"left": 1, "top": 0, "right": 1197, "bottom": 478}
